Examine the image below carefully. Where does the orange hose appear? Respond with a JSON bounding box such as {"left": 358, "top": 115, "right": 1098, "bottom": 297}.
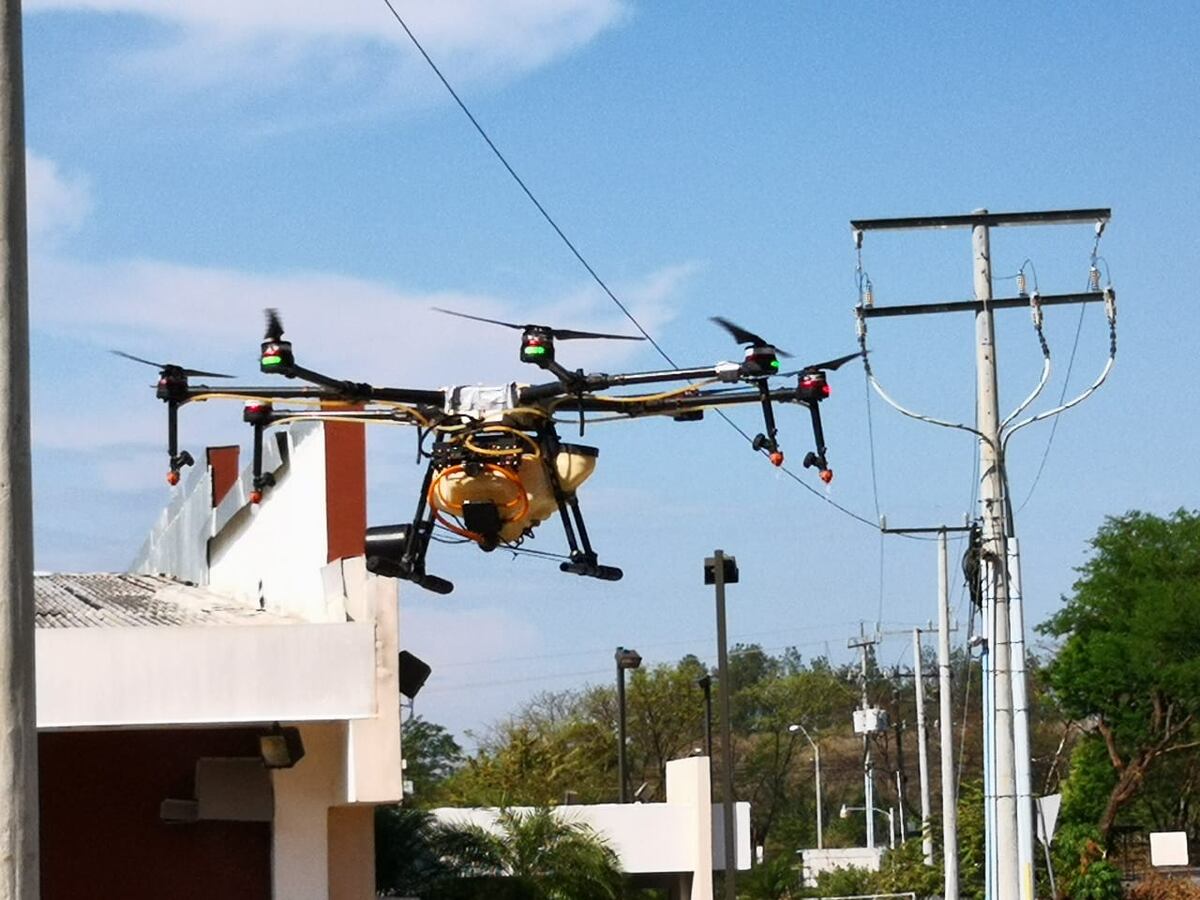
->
{"left": 427, "top": 464, "right": 530, "bottom": 545}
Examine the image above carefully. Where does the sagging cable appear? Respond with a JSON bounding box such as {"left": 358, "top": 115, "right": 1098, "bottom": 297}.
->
{"left": 856, "top": 307, "right": 990, "bottom": 445}
{"left": 1000, "top": 291, "right": 1052, "bottom": 429}
{"left": 1002, "top": 285, "right": 1117, "bottom": 450}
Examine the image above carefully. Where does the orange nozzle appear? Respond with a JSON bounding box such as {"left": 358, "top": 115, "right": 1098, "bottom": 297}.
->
{"left": 769, "top": 451, "right": 784, "bottom": 467}
{"left": 249, "top": 490, "right": 263, "bottom": 505}
{"left": 166, "top": 470, "right": 180, "bottom": 486}
{"left": 819, "top": 469, "right": 834, "bottom": 484}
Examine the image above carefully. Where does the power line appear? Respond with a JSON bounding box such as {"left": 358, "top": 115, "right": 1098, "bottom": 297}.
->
{"left": 381, "top": 1, "right": 905, "bottom": 539}
{"left": 380, "top": 0, "right": 678, "bottom": 368}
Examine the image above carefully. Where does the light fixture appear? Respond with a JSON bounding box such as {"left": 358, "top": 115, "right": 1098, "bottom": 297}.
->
{"left": 398, "top": 650, "right": 433, "bottom": 699}
{"left": 260, "top": 723, "right": 305, "bottom": 769}
{"left": 615, "top": 647, "right": 642, "bottom": 670}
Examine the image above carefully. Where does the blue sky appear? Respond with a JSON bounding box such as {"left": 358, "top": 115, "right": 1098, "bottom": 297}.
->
{"left": 24, "top": 2, "right": 1199, "bottom": 740}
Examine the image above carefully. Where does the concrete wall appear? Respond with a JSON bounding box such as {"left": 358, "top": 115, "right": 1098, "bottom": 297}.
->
{"left": 36, "top": 620, "right": 376, "bottom": 728}
{"left": 434, "top": 756, "right": 750, "bottom": 898}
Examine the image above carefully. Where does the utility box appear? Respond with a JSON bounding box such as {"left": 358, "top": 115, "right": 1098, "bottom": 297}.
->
{"left": 853, "top": 708, "right": 889, "bottom": 734}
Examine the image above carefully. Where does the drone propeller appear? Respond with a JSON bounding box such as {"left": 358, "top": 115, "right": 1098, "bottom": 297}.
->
{"left": 264, "top": 307, "right": 285, "bottom": 341}
{"left": 709, "top": 316, "right": 793, "bottom": 358}
{"left": 432, "top": 307, "right": 644, "bottom": 342}
{"left": 110, "top": 350, "right": 234, "bottom": 380}
{"left": 780, "top": 350, "right": 864, "bottom": 377}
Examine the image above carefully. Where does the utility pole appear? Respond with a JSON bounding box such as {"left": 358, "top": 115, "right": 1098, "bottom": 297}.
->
{"left": 881, "top": 523, "right": 970, "bottom": 896}
{"left": 0, "top": 0, "right": 38, "bottom": 895}
{"left": 938, "top": 531, "right": 960, "bottom": 899}
{"left": 913, "top": 628, "right": 933, "bottom": 866}
{"left": 1008, "top": 539, "right": 1035, "bottom": 897}
{"left": 848, "top": 626, "right": 878, "bottom": 850}
{"left": 705, "top": 551, "right": 739, "bottom": 900}
{"left": 972, "top": 212, "right": 1021, "bottom": 900}
{"left": 855, "top": 207, "right": 1112, "bottom": 900}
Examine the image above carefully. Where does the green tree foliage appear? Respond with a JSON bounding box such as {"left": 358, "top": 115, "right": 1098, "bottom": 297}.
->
{"left": 376, "top": 806, "right": 623, "bottom": 899}
{"left": 402, "top": 715, "right": 465, "bottom": 807}
{"left": 435, "top": 807, "right": 623, "bottom": 900}
{"left": 1040, "top": 509, "right": 1200, "bottom": 839}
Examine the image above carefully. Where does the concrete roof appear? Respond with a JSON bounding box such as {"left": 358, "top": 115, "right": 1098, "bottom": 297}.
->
{"left": 34, "top": 573, "right": 302, "bottom": 629}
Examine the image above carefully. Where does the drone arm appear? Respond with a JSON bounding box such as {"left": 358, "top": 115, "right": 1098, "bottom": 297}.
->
{"left": 802, "top": 402, "right": 833, "bottom": 482}
{"left": 560, "top": 385, "right": 800, "bottom": 417}
{"left": 165, "top": 400, "right": 193, "bottom": 483}
{"left": 518, "top": 364, "right": 734, "bottom": 404}
{"left": 754, "top": 381, "right": 783, "bottom": 462}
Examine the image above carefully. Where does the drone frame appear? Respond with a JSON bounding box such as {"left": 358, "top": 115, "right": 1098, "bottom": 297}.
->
{"left": 129, "top": 314, "right": 853, "bottom": 593}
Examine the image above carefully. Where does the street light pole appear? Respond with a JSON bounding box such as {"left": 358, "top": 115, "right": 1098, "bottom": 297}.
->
{"left": 615, "top": 647, "right": 642, "bottom": 803}
{"left": 697, "top": 675, "right": 714, "bottom": 759}
{"left": 706, "top": 550, "right": 739, "bottom": 900}
{"left": 789, "top": 724, "right": 823, "bottom": 850}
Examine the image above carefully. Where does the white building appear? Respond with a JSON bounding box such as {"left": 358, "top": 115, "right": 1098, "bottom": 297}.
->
{"left": 36, "top": 421, "right": 402, "bottom": 900}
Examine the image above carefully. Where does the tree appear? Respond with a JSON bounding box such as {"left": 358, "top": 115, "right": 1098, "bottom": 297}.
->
{"left": 435, "top": 807, "right": 624, "bottom": 900}
{"left": 402, "top": 715, "right": 465, "bottom": 806}
{"left": 1039, "top": 510, "right": 1200, "bottom": 838}
{"left": 376, "top": 807, "right": 624, "bottom": 900}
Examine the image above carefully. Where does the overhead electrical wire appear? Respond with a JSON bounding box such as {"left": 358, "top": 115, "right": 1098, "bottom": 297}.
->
{"left": 382, "top": 1, "right": 898, "bottom": 538}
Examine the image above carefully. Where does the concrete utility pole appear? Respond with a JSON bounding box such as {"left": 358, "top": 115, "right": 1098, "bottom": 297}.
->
{"left": 1008, "top": 539, "right": 1035, "bottom": 897}
{"left": 853, "top": 207, "right": 1112, "bottom": 900}
{"left": 849, "top": 627, "right": 878, "bottom": 850}
{"left": 938, "top": 531, "right": 960, "bottom": 900}
{"left": 705, "top": 550, "right": 739, "bottom": 900}
{"left": 913, "top": 629, "right": 933, "bottom": 866}
{"left": 0, "top": 0, "right": 38, "bottom": 895}
{"left": 972, "top": 213, "right": 1022, "bottom": 900}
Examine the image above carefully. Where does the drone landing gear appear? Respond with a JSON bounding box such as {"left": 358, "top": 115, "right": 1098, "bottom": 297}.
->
{"left": 540, "top": 429, "right": 622, "bottom": 582}
{"left": 365, "top": 448, "right": 455, "bottom": 594}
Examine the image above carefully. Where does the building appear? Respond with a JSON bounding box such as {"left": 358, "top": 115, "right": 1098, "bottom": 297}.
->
{"left": 36, "top": 420, "right": 402, "bottom": 900}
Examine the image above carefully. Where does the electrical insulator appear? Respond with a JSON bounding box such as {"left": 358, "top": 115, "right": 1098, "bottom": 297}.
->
{"left": 1089, "top": 266, "right": 1101, "bottom": 291}
{"left": 1030, "top": 293, "right": 1043, "bottom": 329}
{"left": 1016, "top": 272, "right": 1027, "bottom": 297}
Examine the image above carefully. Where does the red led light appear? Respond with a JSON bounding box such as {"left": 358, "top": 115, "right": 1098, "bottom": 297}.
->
{"left": 822, "top": 384, "right": 832, "bottom": 397}
{"left": 166, "top": 471, "right": 180, "bottom": 486}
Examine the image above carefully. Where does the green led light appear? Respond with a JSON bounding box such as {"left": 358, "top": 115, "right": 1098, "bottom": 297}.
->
{"left": 770, "top": 359, "right": 780, "bottom": 369}
{"left": 523, "top": 345, "right": 547, "bottom": 357}
{"left": 262, "top": 355, "right": 282, "bottom": 366}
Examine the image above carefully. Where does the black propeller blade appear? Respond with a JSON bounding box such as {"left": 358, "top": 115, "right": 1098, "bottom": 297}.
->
{"left": 264, "top": 308, "right": 285, "bottom": 341}
{"left": 111, "top": 350, "right": 234, "bottom": 379}
{"left": 781, "top": 351, "right": 864, "bottom": 376}
{"left": 432, "top": 307, "right": 644, "bottom": 341}
{"left": 710, "top": 316, "right": 792, "bottom": 358}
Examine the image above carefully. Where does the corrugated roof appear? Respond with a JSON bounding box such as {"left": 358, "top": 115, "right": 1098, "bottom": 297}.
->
{"left": 34, "top": 573, "right": 302, "bottom": 629}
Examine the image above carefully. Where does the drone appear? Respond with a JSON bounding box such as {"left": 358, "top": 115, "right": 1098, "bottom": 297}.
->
{"left": 118, "top": 310, "right": 859, "bottom": 594}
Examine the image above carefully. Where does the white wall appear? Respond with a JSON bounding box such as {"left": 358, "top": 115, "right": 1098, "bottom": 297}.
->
{"left": 433, "top": 756, "right": 750, "bottom": 889}
{"left": 36, "top": 621, "right": 376, "bottom": 728}
{"left": 209, "top": 425, "right": 340, "bottom": 622}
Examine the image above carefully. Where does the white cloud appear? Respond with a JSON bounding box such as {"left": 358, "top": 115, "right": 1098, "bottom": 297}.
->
{"left": 32, "top": 254, "right": 689, "bottom": 388}
{"left": 26, "top": 151, "right": 91, "bottom": 241}
{"left": 29, "top": 0, "right": 628, "bottom": 92}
